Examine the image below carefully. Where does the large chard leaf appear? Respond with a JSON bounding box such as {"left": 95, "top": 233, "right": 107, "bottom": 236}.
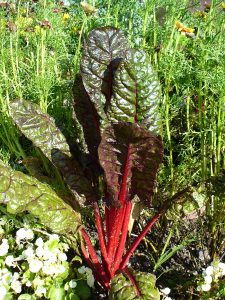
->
{"left": 98, "top": 123, "right": 163, "bottom": 207}
{"left": 108, "top": 49, "right": 161, "bottom": 133}
{"left": 0, "top": 159, "right": 80, "bottom": 234}
{"left": 10, "top": 99, "right": 97, "bottom": 206}
{"left": 109, "top": 270, "right": 160, "bottom": 300}
{"left": 80, "top": 27, "right": 129, "bottom": 119}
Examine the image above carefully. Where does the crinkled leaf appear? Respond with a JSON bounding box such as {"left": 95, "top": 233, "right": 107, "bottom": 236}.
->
{"left": 10, "top": 99, "right": 96, "bottom": 207}
{"left": 108, "top": 49, "right": 161, "bottom": 133}
{"left": 51, "top": 149, "right": 97, "bottom": 205}
{"left": 0, "top": 159, "right": 80, "bottom": 234}
{"left": 10, "top": 99, "right": 71, "bottom": 160}
{"left": 109, "top": 270, "right": 160, "bottom": 300}
{"left": 80, "top": 27, "right": 130, "bottom": 119}
{"left": 98, "top": 123, "right": 163, "bottom": 207}
{"left": 73, "top": 74, "right": 101, "bottom": 162}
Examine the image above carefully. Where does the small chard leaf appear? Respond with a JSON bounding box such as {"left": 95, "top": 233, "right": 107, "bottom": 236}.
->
{"left": 98, "top": 123, "right": 163, "bottom": 207}
{"left": 108, "top": 49, "right": 161, "bottom": 133}
{"left": 80, "top": 27, "right": 130, "bottom": 119}
{"left": 73, "top": 74, "right": 101, "bottom": 163}
{"left": 10, "top": 99, "right": 71, "bottom": 160}
{"left": 0, "top": 159, "right": 81, "bottom": 234}
{"left": 51, "top": 149, "right": 97, "bottom": 205}
{"left": 109, "top": 270, "right": 160, "bottom": 300}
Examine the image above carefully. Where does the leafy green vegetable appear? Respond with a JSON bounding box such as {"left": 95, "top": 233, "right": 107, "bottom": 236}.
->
{"left": 0, "top": 159, "right": 80, "bottom": 234}
{"left": 108, "top": 49, "right": 161, "bottom": 133}
{"left": 109, "top": 270, "right": 160, "bottom": 300}
{"left": 73, "top": 74, "right": 101, "bottom": 163}
{"left": 10, "top": 99, "right": 96, "bottom": 207}
{"left": 10, "top": 99, "right": 71, "bottom": 160}
{"left": 80, "top": 27, "right": 129, "bottom": 119}
{"left": 98, "top": 122, "right": 163, "bottom": 207}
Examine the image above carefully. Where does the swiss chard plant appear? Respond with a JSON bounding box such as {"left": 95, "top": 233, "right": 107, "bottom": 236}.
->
{"left": 0, "top": 27, "right": 173, "bottom": 299}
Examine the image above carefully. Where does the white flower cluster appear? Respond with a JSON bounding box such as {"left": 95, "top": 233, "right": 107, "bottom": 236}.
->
{"left": 198, "top": 261, "right": 225, "bottom": 292}
{"left": 0, "top": 230, "right": 70, "bottom": 299}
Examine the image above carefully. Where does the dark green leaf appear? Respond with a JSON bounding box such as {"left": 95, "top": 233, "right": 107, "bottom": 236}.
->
{"left": 108, "top": 49, "right": 161, "bottom": 133}
{"left": 80, "top": 27, "right": 130, "bottom": 119}
{"left": 0, "top": 159, "right": 81, "bottom": 234}
{"left": 98, "top": 123, "right": 163, "bottom": 207}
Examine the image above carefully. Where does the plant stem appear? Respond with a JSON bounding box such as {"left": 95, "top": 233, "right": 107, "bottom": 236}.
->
{"left": 120, "top": 210, "right": 163, "bottom": 270}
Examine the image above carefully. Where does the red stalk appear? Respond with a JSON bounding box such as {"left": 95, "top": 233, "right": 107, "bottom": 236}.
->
{"left": 107, "top": 144, "right": 131, "bottom": 267}
{"left": 112, "top": 201, "right": 132, "bottom": 273}
{"left": 110, "top": 205, "right": 126, "bottom": 265}
{"left": 81, "top": 228, "right": 109, "bottom": 285}
{"left": 119, "top": 145, "right": 131, "bottom": 206}
{"left": 107, "top": 206, "right": 125, "bottom": 265}
{"left": 119, "top": 210, "right": 163, "bottom": 270}
{"left": 93, "top": 202, "right": 108, "bottom": 264}
{"left": 122, "top": 267, "right": 141, "bottom": 297}
{"left": 81, "top": 243, "right": 93, "bottom": 269}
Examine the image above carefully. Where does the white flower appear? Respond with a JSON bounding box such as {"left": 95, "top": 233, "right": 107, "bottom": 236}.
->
{"left": 42, "top": 264, "right": 55, "bottom": 275}
{"left": 26, "top": 281, "right": 32, "bottom": 287}
{"left": 26, "top": 229, "right": 34, "bottom": 240}
{"left": 161, "top": 287, "right": 171, "bottom": 295}
{"left": 62, "top": 243, "right": 69, "bottom": 251}
{"left": 78, "top": 266, "right": 87, "bottom": 274}
{"left": 56, "top": 264, "right": 66, "bottom": 274}
{"left": 87, "top": 272, "right": 95, "bottom": 288}
{"left": 201, "top": 283, "right": 211, "bottom": 292}
{"left": 16, "top": 228, "right": 34, "bottom": 242}
{"left": 219, "top": 262, "right": 225, "bottom": 275}
{"left": 33, "top": 278, "right": 44, "bottom": 287}
{"left": 49, "top": 234, "right": 59, "bottom": 241}
{"left": 1, "top": 271, "right": 12, "bottom": 285}
{"left": 165, "top": 297, "right": 172, "bottom": 300}
{"left": 12, "top": 272, "right": 20, "bottom": 280}
{"left": 23, "top": 247, "right": 35, "bottom": 258}
{"left": 0, "top": 286, "right": 7, "bottom": 299}
{"left": 29, "top": 259, "right": 43, "bottom": 273}
{"left": 35, "top": 237, "right": 44, "bottom": 247}
{"left": 36, "top": 246, "right": 46, "bottom": 258}
{"left": 35, "top": 286, "right": 46, "bottom": 297}
{"left": 58, "top": 252, "right": 67, "bottom": 262}
{"left": 205, "top": 266, "right": 214, "bottom": 276}
{"left": 0, "top": 239, "right": 9, "bottom": 256}
{"left": 204, "top": 275, "right": 212, "bottom": 284}
{"left": 5, "top": 255, "right": 14, "bottom": 267}
{"left": 11, "top": 280, "right": 22, "bottom": 293}
{"left": 16, "top": 228, "right": 28, "bottom": 240}
{"left": 69, "top": 280, "right": 77, "bottom": 289}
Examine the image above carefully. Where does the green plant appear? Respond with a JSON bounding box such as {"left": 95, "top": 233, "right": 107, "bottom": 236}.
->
{"left": 0, "top": 26, "right": 173, "bottom": 298}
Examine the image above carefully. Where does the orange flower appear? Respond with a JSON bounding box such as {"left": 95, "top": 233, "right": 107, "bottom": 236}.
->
{"left": 175, "top": 21, "right": 195, "bottom": 38}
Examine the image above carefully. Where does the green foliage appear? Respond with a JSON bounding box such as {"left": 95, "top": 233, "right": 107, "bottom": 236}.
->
{"left": 0, "top": 159, "right": 81, "bottom": 235}
{"left": 109, "top": 270, "right": 160, "bottom": 300}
